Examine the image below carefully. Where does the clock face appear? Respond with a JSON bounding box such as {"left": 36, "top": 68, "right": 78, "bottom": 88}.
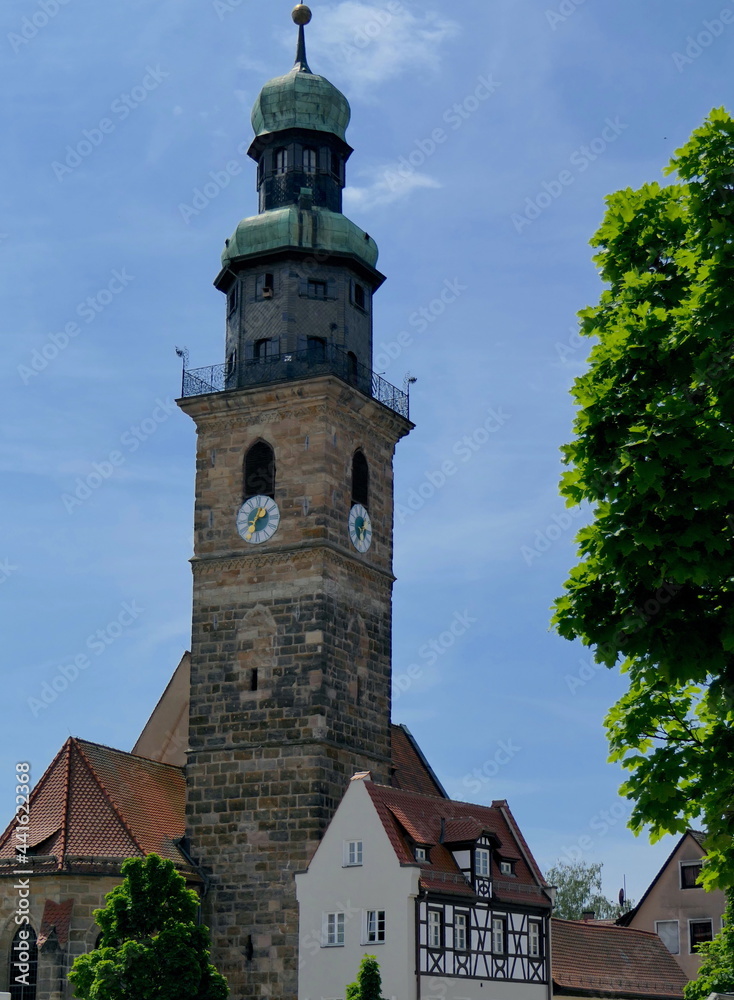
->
{"left": 236, "top": 495, "right": 281, "bottom": 544}
{"left": 348, "top": 504, "right": 372, "bottom": 553}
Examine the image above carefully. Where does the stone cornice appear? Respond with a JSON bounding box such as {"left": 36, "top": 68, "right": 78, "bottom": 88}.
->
{"left": 191, "top": 537, "right": 396, "bottom": 585}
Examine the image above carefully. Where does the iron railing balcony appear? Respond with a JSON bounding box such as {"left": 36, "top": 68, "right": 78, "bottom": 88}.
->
{"left": 181, "top": 344, "right": 409, "bottom": 420}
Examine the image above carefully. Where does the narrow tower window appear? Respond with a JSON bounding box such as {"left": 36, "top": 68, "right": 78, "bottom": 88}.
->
{"left": 227, "top": 283, "right": 238, "bottom": 316}
{"left": 303, "top": 147, "right": 317, "bottom": 172}
{"left": 347, "top": 351, "right": 358, "bottom": 384}
{"left": 331, "top": 151, "right": 341, "bottom": 179}
{"left": 254, "top": 338, "right": 272, "bottom": 361}
{"left": 262, "top": 273, "right": 274, "bottom": 298}
{"left": 307, "top": 336, "right": 326, "bottom": 362}
{"left": 275, "top": 148, "right": 288, "bottom": 174}
{"left": 244, "top": 441, "right": 276, "bottom": 500}
{"left": 10, "top": 926, "right": 38, "bottom": 1000}
{"left": 351, "top": 450, "right": 369, "bottom": 510}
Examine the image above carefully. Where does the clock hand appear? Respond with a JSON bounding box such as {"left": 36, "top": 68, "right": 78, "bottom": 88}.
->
{"left": 245, "top": 507, "right": 267, "bottom": 540}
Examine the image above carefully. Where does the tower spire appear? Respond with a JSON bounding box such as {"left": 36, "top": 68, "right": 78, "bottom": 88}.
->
{"left": 292, "top": 4, "right": 313, "bottom": 73}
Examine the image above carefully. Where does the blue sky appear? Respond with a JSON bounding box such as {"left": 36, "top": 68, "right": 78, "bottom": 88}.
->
{"left": 2, "top": 0, "right": 732, "bottom": 903}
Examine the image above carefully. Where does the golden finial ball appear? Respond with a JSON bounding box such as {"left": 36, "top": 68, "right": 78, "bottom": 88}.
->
{"left": 292, "top": 4, "right": 312, "bottom": 25}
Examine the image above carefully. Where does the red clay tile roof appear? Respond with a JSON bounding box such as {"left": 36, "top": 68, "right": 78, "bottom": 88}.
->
{"left": 0, "top": 738, "right": 186, "bottom": 871}
{"left": 390, "top": 724, "right": 447, "bottom": 798}
{"left": 38, "top": 900, "right": 74, "bottom": 947}
{"left": 552, "top": 918, "right": 688, "bottom": 999}
{"left": 365, "top": 782, "right": 551, "bottom": 906}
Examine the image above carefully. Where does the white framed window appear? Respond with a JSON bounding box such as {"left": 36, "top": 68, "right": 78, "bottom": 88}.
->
{"left": 528, "top": 919, "right": 541, "bottom": 958}
{"left": 343, "top": 840, "right": 363, "bottom": 866}
{"left": 428, "top": 909, "right": 443, "bottom": 949}
{"left": 500, "top": 860, "right": 515, "bottom": 876}
{"left": 689, "top": 918, "right": 713, "bottom": 953}
{"left": 680, "top": 860, "right": 703, "bottom": 889}
{"left": 476, "top": 847, "right": 490, "bottom": 878}
{"left": 364, "top": 910, "right": 386, "bottom": 944}
{"left": 656, "top": 920, "right": 680, "bottom": 955}
{"left": 324, "top": 912, "right": 345, "bottom": 947}
{"left": 415, "top": 847, "right": 427, "bottom": 862}
{"left": 454, "top": 912, "right": 468, "bottom": 951}
{"left": 492, "top": 916, "right": 506, "bottom": 954}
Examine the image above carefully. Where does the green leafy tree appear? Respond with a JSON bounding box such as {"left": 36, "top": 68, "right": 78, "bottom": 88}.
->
{"left": 552, "top": 107, "right": 734, "bottom": 890}
{"left": 684, "top": 889, "right": 734, "bottom": 1000}
{"left": 69, "top": 854, "right": 228, "bottom": 1000}
{"left": 544, "top": 860, "right": 626, "bottom": 920}
{"left": 346, "top": 955, "right": 384, "bottom": 1000}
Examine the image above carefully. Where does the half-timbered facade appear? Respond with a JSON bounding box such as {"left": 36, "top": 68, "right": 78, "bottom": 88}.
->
{"left": 296, "top": 773, "right": 552, "bottom": 1000}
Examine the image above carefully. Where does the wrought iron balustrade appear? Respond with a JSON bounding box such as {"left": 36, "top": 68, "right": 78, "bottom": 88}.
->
{"left": 181, "top": 345, "right": 409, "bottom": 419}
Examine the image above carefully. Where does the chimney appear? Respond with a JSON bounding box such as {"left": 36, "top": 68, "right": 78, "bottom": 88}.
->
{"left": 581, "top": 910, "right": 595, "bottom": 922}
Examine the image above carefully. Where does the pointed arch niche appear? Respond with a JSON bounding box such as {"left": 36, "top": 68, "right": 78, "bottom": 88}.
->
{"left": 351, "top": 449, "right": 369, "bottom": 510}
{"left": 244, "top": 440, "right": 276, "bottom": 500}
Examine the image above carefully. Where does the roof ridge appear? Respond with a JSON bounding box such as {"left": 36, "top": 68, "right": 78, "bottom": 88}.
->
{"left": 553, "top": 917, "right": 661, "bottom": 938}
{"left": 0, "top": 737, "right": 73, "bottom": 855}
{"left": 74, "top": 737, "right": 184, "bottom": 772}
{"left": 73, "top": 740, "right": 145, "bottom": 857}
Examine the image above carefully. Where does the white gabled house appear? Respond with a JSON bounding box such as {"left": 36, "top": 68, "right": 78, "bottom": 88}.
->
{"left": 296, "top": 772, "right": 553, "bottom": 1000}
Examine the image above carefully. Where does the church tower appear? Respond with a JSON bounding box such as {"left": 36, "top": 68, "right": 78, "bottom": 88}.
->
{"left": 178, "top": 7, "right": 412, "bottom": 998}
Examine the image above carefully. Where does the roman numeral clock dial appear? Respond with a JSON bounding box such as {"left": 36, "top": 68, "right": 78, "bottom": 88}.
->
{"left": 236, "top": 495, "right": 281, "bottom": 544}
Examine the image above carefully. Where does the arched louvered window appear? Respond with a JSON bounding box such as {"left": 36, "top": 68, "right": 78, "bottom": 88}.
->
{"left": 244, "top": 441, "right": 276, "bottom": 500}
{"left": 351, "top": 450, "right": 369, "bottom": 510}
{"left": 275, "top": 148, "right": 288, "bottom": 174}
{"left": 9, "top": 926, "right": 38, "bottom": 1000}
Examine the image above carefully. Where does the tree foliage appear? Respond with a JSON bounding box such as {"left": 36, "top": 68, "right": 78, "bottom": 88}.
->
{"left": 684, "top": 890, "right": 734, "bottom": 1000}
{"left": 346, "top": 955, "right": 385, "bottom": 1000}
{"left": 552, "top": 107, "right": 734, "bottom": 890}
{"left": 544, "top": 860, "right": 625, "bottom": 920}
{"left": 68, "top": 854, "right": 228, "bottom": 1000}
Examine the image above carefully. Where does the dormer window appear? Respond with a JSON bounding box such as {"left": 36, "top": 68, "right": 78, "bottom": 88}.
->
{"left": 475, "top": 847, "right": 490, "bottom": 878}
{"left": 500, "top": 859, "right": 516, "bottom": 877}
{"left": 415, "top": 846, "right": 428, "bottom": 862}
{"left": 275, "top": 148, "right": 288, "bottom": 174}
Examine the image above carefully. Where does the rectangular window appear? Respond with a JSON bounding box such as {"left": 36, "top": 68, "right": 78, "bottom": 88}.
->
{"left": 681, "top": 861, "right": 703, "bottom": 888}
{"left": 262, "top": 273, "right": 274, "bottom": 298}
{"left": 656, "top": 920, "right": 680, "bottom": 955}
{"left": 454, "top": 912, "right": 468, "bottom": 951}
{"left": 500, "top": 860, "right": 515, "bottom": 876}
{"left": 428, "top": 910, "right": 443, "bottom": 950}
{"left": 528, "top": 920, "right": 541, "bottom": 958}
{"left": 307, "top": 279, "right": 328, "bottom": 299}
{"left": 492, "top": 916, "right": 506, "bottom": 955}
{"left": 353, "top": 282, "right": 366, "bottom": 310}
{"left": 227, "top": 284, "right": 238, "bottom": 316}
{"left": 415, "top": 847, "right": 427, "bottom": 862}
{"left": 690, "top": 919, "right": 713, "bottom": 953}
{"left": 365, "top": 910, "right": 386, "bottom": 944}
{"left": 254, "top": 338, "right": 272, "bottom": 361}
{"left": 476, "top": 848, "right": 490, "bottom": 878}
{"left": 344, "top": 840, "right": 363, "bottom": 866}
{"left": 324, "top": 912, "right": 345, "bottom": 947}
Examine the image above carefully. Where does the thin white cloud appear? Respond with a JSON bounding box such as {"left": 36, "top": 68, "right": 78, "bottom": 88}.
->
{"left": 304, "top": 2, "right": 460, "bottom": 95}
{"left": 345, "top": 167, "right": 441, "bottom": 210}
